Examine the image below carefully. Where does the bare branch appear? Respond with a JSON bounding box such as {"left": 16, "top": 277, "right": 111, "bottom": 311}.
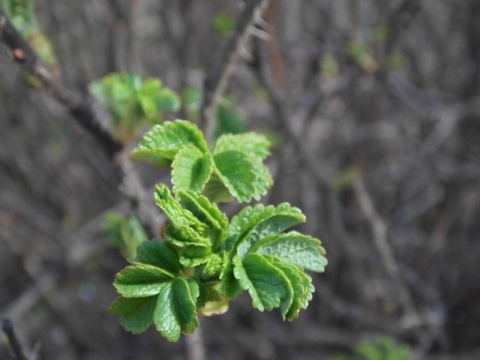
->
{"left": 0, "top": 10, "right": 122, "bottom": 157}
{"left": 2, "top": 319, "right": 28, "bottom": 360}
{"left": 199, "top": 0, "right": 268, "bottom": 143}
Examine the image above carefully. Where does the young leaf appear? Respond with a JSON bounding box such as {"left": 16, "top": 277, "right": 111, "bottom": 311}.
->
{"left": 135, "top": 241, "right": 180, "bottom": 275}
{"left": 267, "top": 257, "right": 314, "bottom": 320}
{"left": 114, "top": 264, "right": 174, "bottom": 297}
{"left": 177, "top": 190, "right": 228, "bottom": 249}
{"left": 213, "top": 150, "right": 258, "bottom": 202}
{"left": 201, "top": 174, "right": 233, "bottom": 203}
{"left": 219, "top": 259, "right": 244, "bottom": 299}
{"left": 153, "top": 279, "right": 200, "bottom": 342}
{"left": 155, "top": 184, "right": 208, "bottom": 243}
{"left": 214, "top": 133, "right": 271, "bottom": 160}
{"left": 109, "top": 296, "right": 157, "bottom": 334}
{"left": 132, "top": 121, "right": 208, "bottom": 165}
{"left": 251, "top": 231, "right": 328, "bottom": 272}
{"left": 226, "top": 203, "right": 306, "bottom": 257}
{"left": 179, "top": 244, "right": 212, "bottom": 267}
{"left": 232, "top": 254, "right": 290, "bottom": 312}
{"left": 172, "top": 146, "right": 212, "bottom": 194}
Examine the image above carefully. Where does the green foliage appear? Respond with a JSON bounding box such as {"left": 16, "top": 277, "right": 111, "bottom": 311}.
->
{"left": 331, "top": 336, "right": 412, "bottom": 360}
{"left": 104, "top": 213, "right": 148, "bottom": 260}
{"left": 1, "top": 0, "right": 57, "bottom": 66}
{"left": 110, "top": 181, "right": 327, "bottom": 341}
{"left": 108, "top": 103, "right": 327, "bottom": 340}
{"left": 132, "top": 120, "right": 272, "bottom": 202}
{"left": 89, "top": 73, "right": 180, "bottom": 144}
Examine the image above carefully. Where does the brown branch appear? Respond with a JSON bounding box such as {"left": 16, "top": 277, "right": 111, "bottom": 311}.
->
{"left": 199, "top": 0, "right": 268, "bottom": 143}
{"left": 2, "top": 319, "right": 28, "bottom": 360}
{"left": 0, "top": 9, "right": 122, "bottom": 157}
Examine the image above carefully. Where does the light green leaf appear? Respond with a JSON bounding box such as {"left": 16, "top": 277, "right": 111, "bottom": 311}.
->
{"left": 251, "top": 161, "right": 273, "bottom": 200}
{"left": 202, "top": 174, "right": 233, "bottom": 203}
{"left": 153, "top": 279, "right": 200, "bottom": 342}
{"left": 267, "top": 257, "right": 314, "bottom": 320}
{"left": 179, "top": 245, "right": 212, "bottom": 267}
{"left": 155, "top": 184, "right": 208, "bottom": 244}
{"left": 213, "top": 150, "right": 257, "bottom": 202}
{"left": 233, "top": 254, "right": 290, "bottom": 312}
{"left": 109, "top": 296, "right": 157, "bottom": 334}
{"left": 132, "top": 121, "right": 208, "bottom": 165}
{"left": 226, "top": 203, "right": 306, "bottom": 257}
{"left": 252, "top": 231, "right": 327, "bottom": 272}
{"left": 156, "top": 88, "right": 181, "bottom": 112}
{"left": 178, "top": 190, "right": 228, "bottom": 249}
{"left": 114, "top": 264, "right": 174, "bottom": 297}
{"left": 172, "top": 146, "right": 212, "bottom": 194}
{"left": 214, "top": 133, "right": 271, "bottom": 160}
{"left": 135, "top": 241, "right": 180, "bottom": 275}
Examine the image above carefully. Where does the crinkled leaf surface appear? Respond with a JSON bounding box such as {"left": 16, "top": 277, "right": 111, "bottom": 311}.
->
{"left": 233, "top": 254, "right": 290, "bottom": 312}
{"left": 132, "top": 121, "right": 208, "bottom": 165}
{"left": 114, "top": 264, "right": 174, "bottom": 297}
{"left": 178, "top": 190, "right": 228, "bottom": 249}
{"left": 214, "top": 133, "right": 271, "bottom": 160}
{"left": 172, "top": 146, "right": 212, "bottom": 194}
{"left": 226, "top": 203, "right": 306, "bottom": 257}
{"left": 109, "top": 296, "right": 157, "bottom": 334}
{"left": 153, "top": 278, "right": 200, "bottom": 342}
{"left": 252, "top": 231, "right": 327, "bottom": 272}
{"left": 213, "top": 150, "right": 257, "bottom": 202}
{"left": 135, "top": 241, "right": 180, "bottom": 275}
{"left": 155, "top": 184, "right": 208, "bottom": 246}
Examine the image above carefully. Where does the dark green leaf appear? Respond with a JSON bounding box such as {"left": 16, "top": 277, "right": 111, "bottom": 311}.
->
{"left": 233, "top": 254, "right": 290, "bottom": 312}
{"left": 135, "top": 241, "right": 180, "bottom": 275}
{"left": 109, "top": 296, "right": 157, "bottom": 334}
{"left": 114, "top": 264, "right": 174, "bottom": 297}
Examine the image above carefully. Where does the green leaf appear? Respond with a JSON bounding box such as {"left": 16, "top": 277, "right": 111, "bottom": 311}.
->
{"left": 172, "top": 146, "right": 213, "bottom": 194}
{"left": 252, "top": 231, "right": 327, "bottom": 272}
{"left": 214, "top": 133, "right": 271, "bottom": 160}
{"left": 267, "top": 257, "right": 314, "bottom": 320}
{"left": 219, "top": 259, "right": 244, "bottom": 299}
{"left": 109, "top": 296, "right": 157, "bottom": 334}
{"left": 156, "top": 88, "right": 181, "bottom": 112}
{"left": 179, "top": 245, "right": 212, "bottom": 267}
{"left": 114, "top": 264, "right": 174, "bottom": 297}
{"left": 233, "top": 254, "right": 290, "bottom": 312}
{"left": 213, "top": 150, "right": 257, "bottom": 202}
{"left": 202, "top": 174, "right": 233, "bottom": 203}
{"left": 132, "top": 121, "right": 208, "bottom": 165}
{"left": 226, "top": 203, "right": 306, "bottom": 257}
{"left": 155, "top": 184, "right": 208, "bottom": 245}
{"left": 153, "top": 279, "right": 200, "bottom": 342}
{"left": 250, "top": 161, "right": 273, "bottom": 200}
{"left": 214, "top": 103, "right": 245, "bottom": 140}
{"left": 178, "top": 190, "right": 228, "bottom": 249}
{"left": 104, "top": 213, "right": 148, "bottom": 260}
{"left": 135, "top": 241, "right": 180, "bottom": 275}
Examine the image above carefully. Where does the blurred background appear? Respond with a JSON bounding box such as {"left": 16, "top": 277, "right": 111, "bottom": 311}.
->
{"left": 1, "top": 0, "right": 480, "bottom": 359}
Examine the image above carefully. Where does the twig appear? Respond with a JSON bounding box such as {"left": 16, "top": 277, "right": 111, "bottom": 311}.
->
{"left": 352, "top": 177, "right": 417, "bottom": 316}
{"left": 2, "top": 319, "right": 28, "bottom": 360}
{"left": 186, "top": 328, "right": 205, "bottom": 360}
{"left": 199, "top": 0, "right": 269, "bottom": 143}
{"left": 0, "top": 9, "right": 122, "bottom": 157}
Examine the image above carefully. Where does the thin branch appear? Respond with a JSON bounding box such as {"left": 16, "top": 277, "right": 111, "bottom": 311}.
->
{"left": 0, "top": 10, "right": 122, "bottom": 157}
{"left": 352, "top": 177, "right": 417, "bottom": 316}
{"left": 199, "top": 0, "right": 268, "bottom": 143}
{"left": 2, "top": 319, "right": 28, "bottom": 360}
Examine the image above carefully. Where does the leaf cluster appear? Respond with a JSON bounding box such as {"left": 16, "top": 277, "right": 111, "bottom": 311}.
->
{"left": 109, "top": 120, "right": 327, "bottom": 342}
{"left": 89, "top": 73, "right": 180, "bottom": 144}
